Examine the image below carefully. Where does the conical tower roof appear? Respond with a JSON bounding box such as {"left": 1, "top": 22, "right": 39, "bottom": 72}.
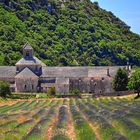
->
{"left": 23, "top": 43, "right": 33, "bottom": 50}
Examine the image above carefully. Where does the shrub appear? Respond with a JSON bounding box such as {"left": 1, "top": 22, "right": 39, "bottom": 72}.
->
{"left": 36, "top": 93, "right": 50, "bottom": 98}
{"left": 55, "top": 94, "right": 62, "bottom": 98}
{"left": 47, "top": 87, "right": 55, "bottom": 96}
{"left": 0, "top": 81, "right": 11, "bottom": 98}
{"left": 70, "top": 89, "right": 80, "bottom": 96}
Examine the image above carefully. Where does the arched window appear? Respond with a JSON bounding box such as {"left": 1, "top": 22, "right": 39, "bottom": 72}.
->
{"left": 99, "top": 90, "right": 102, "bottom": 94}
{"left": 26, "top": 51, "right": 30, "bottom": 57}
{"left": 24, "top": 85, "right": 27, "bottom": 90}
{"left": 102, "top": 77, "right": 104, "bottom": 81}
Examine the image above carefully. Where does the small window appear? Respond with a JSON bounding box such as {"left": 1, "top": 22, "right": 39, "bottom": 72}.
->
{"left": 24, "top": 85, "right": 27, "bottom": 90}
{"left": 99, "top": 90, "right": 102, "bottom": 94}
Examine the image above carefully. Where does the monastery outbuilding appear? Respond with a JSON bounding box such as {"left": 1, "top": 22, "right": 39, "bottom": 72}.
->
{"left": 0, "top": 44, "right": 131, "bottom": 95}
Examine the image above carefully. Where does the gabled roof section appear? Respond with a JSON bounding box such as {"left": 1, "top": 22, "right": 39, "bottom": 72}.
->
{"left": 15, "top": 67, "right": 38, "bottom": 79}
{"left": 16, "top": 56, "right": 46, "bottom": 66}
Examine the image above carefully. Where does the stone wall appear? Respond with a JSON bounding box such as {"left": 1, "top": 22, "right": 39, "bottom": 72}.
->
{"left": 69, "top": 77, "right": 114, "bottom": 94}
{"left": 55, "top": 78, "right": 69, "bottom": 95}
{"left": 93, "top": 90, "right": 135, "bottom": 97}
{"left": 0, "top": 77, "right": 15, "bottom": 84}
{"left": 15, "top": 78, "right": 38, "bottom": 92}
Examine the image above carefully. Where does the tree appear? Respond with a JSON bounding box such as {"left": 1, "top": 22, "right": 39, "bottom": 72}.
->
{"left": 93, "top": 1, "right": 99, "bottom": 9}
{"left": 0, "top": 81, "right": 11, "bottom": 98}
{"left": 127, "top": 69, "right": 140, "bottom": 97}
{"left": 113, "top": 68, "right": 128, "bottom": 91}
{"left": 47, "top": 87, "right": 55, "bottom": 96}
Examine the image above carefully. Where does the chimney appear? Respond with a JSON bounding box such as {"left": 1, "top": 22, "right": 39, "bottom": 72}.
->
{"left": 107, "top": 68, "right": 110, "bottom": 76}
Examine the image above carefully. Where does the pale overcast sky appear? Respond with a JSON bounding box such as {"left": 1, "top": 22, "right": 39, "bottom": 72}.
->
{"left": 91, "top": 0, "right": 140, "bottom": 35}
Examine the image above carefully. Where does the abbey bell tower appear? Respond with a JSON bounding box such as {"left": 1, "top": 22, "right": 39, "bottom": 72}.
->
{"left": 15, "top": 43, "right": 44, "bottom": 76}
{"left": 23, "top": 43, "right": 33, "bottom": 59}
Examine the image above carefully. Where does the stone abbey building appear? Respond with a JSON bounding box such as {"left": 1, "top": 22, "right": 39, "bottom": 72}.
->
{"left": 0, "top": 44, "right": 131, "bottom": 95}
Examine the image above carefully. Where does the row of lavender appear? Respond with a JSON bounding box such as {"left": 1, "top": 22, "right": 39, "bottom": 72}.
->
{"left": 0, "top": 100, "right": 63, "bottom": 140}
{"left": 71, "top": 98, "right": 140, "bottom": 140}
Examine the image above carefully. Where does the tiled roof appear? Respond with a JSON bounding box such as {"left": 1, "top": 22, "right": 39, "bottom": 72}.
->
{"left": 0, "top": 65, "right": 126, "bottom": 79}
{"left": 16, "top": 56, "right": 46, "bottom": 66}
{"left": 15, "top": 67, "right": 38, "bottom": 79}
{"left": 0, "top": 66, "right": 16, "bottom": 77}
{"left": 41, "top": 67, "right": 88, "bottom": 78}
{"left": 41, "top": 66, "right": 126, "bottom": 78}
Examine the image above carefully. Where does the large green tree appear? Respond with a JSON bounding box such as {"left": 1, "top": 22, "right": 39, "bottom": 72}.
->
{"left": 127, "top": 69, "right": 140, "bottom": 97}
{"left": 113, "top": 68, "right": 128, "bottom": 91}
{"left": 0, "top": 81, "right": 11, "bottom": 98}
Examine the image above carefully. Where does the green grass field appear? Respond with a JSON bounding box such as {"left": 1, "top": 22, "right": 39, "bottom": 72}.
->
{"left": 0, "top": 96, "right": 140, "bottom": 140}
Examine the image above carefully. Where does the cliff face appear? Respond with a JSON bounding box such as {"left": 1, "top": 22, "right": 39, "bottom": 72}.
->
{"left": 0, "top": 0, "right": 140, "bottom": 66}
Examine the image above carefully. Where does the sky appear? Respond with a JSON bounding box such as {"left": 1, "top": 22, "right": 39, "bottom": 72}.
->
{"left": 91, "top": 0, "right": 140, "bottom": 35}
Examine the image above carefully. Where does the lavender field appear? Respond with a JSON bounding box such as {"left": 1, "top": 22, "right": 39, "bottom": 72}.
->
{"left": 0, "top": 96, "right": 140, "bottom": 140}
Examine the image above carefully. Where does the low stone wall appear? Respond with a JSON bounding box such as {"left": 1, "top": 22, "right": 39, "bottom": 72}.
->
{"left": 93, "top": 90, "right": 134, "bottom": 97}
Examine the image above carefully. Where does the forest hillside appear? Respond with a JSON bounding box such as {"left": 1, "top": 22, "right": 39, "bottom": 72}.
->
{"left": 0, "top": 0, "right": 140, "bottom": 66}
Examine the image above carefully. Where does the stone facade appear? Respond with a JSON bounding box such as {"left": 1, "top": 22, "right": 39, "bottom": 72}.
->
{"left": 15, "top": 68, "right": 39, "bottom": 92}
{"left": 0, "top": 44, "right": 131, "bottom": 95}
